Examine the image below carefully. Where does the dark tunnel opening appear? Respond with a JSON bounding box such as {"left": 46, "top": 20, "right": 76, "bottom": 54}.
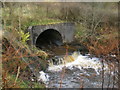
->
{"left": 36, "top": 29, "right": 63, "bottom": 49}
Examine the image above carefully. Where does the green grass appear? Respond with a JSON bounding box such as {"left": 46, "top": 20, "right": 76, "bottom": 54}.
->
{"left": 26, "top": 19, "right": 65, "bottom": 26}
{"left": 20, "top": 18, "right": 65, "bottom": 30}
{"left": 5, "top": 74, "right": 45, "bottom": 88}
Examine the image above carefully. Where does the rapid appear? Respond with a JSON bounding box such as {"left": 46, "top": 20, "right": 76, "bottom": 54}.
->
{"left": 38, "top": 51, "right": 118, "bottom": 88}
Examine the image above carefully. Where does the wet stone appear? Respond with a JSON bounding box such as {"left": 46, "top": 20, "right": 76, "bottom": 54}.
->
{"left": 71, "top": 80, "right": 80, "bottom": 83}
{"left": 58, "top": 81, "right": 66, "bottom": 84}
{"left": 83, "top": 68, "right": 96, "bottom": 73}
{"left": 64, "top": 68, "right": 73, "bottom": 74}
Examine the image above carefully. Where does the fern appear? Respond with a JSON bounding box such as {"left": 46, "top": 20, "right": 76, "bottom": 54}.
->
{"left": 18, "top": 30, "right": 30, "bottom": 46}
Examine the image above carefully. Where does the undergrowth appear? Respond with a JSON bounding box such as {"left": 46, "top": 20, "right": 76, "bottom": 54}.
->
{"left": 2, "top": 29, "right": 48, "bottom": 88}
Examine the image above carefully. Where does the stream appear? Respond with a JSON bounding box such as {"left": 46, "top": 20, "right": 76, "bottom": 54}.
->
{"left": 38, "top": 52, "right": 118, "bottom": 88}
{"left": 35, "top": 44, "right": 118, "bottom": 88}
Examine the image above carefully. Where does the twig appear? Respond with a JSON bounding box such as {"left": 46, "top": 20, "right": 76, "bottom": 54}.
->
{"left": 80, "top": 79, "right": 84, "bottom": 89}
{"left": 102, "top": 59, "right": 104, "bottom": 89}
{"left": 107, "top": 66, "right": 111, "bottom": 89}
{"left": 112, "top": 64, "right": 116, "bottom": 89}
{"left": 91, "top": 2, "right": 95, "bottom": 31}
{"left": 2, "top": 71, "right": 8, "bottom": 88}
{"left": 93, "top": 15, "right": 104, "bottom": 32}
{"left": 59, "top": 44, "right": 68, "bottom": 88}
{"left": 14, "top": 66, "right": 20, "bottom": 86}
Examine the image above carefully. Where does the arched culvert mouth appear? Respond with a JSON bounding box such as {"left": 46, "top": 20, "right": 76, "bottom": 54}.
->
{"left": 36, "top": 29, "right": 63, "bottom": 49}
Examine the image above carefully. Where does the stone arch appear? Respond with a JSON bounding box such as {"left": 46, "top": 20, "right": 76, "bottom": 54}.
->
{"left": 35, "top": 29, "right": 63, "bottom": 49}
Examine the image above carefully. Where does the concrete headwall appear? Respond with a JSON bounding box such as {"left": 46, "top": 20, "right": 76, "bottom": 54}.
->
{"left": 27, "top": 22, "right": 75, "bottom": 46}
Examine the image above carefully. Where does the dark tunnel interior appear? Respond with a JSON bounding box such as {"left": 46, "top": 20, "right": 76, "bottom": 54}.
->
{"left": 36, "top": 29, "right": 63, "bottom": 49}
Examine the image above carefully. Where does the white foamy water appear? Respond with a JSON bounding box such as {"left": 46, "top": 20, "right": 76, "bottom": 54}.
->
{"left": 38, "top": 53, "right": 118, "bottom": 88}
{"left": 48, "top": 54, "right": 109, "bottom": 74}
{"left": 38, "top": 71, "right": 49, "bottom": 84}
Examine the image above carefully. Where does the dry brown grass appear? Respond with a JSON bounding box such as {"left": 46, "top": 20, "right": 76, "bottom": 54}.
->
{"left": 81, "top": 26, "right": 119, "bottom": 88}
{"left": 86, "top": 37, "right": 118, "bottom": 56}
{"left": 2, "top": 29, "right": 48, "bottom": 88}
{"left": 83, "top": 27, "right": 119, "bottom": 56}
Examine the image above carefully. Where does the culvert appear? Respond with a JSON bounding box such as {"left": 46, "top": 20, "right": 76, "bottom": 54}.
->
{"left": 35, "top": 29, "right": 63, "bottom": 49}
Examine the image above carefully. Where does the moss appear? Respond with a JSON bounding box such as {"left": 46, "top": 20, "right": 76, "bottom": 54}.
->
{"left": 29, "top": 19, "right": 65, "bottom": 26}
{"left": 21, "top": 18, "right": 65, "bottom": 30}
